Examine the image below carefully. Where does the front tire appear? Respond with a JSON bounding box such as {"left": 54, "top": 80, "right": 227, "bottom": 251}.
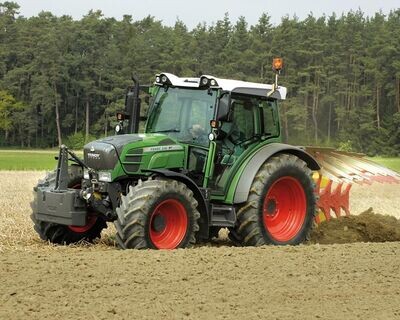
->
{"left": 114, "top": 178, "right": 200, "bottom": 249}
{"left": 231, "top": 153, "right": 317, "bottom": 246}
{"left": 32, "top": 216, "right": 107, "bottom": 245}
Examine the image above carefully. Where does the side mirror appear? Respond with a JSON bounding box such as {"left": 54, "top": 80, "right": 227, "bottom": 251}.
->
{"left": 216, "top": 92, "right": 232, "bottom": 122}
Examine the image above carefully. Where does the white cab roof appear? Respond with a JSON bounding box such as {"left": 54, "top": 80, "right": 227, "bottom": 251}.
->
{"left": 155, "top": 73, "right": 287, "bottom": 100}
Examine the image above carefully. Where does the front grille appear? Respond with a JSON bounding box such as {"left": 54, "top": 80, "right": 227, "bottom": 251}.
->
{"left": 122, "top": 148, "right": 143, "bottom": 173}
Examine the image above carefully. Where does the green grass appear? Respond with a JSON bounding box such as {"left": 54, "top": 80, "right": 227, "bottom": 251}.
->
{"left": 368, "top": 157, "right": 400, "bottom": 172}
{"left": 0, "top": 150, "right": 59, "bottom": 170}
{"left": 0, "top": 149, "right": 83, "bottom": 170}
{"left": 0, "top": 149, "right": 399, "bottom": 172}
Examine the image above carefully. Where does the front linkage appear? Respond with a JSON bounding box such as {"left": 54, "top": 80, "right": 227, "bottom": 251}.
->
{"left": 32, "top": 145, "right": 118, "bottom": 231}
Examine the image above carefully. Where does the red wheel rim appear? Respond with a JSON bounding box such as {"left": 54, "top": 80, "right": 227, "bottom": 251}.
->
{"left": 68, "top": 183, "right": 97, "bottom": 233}
{"left": 149, "top": 199, "right": 188, "bottom": 249}
{"left": 263, "top": 176, "right": 306, "bottom": 242}
{"left": 68, "top": 215, "right": 97, "bottom": 233}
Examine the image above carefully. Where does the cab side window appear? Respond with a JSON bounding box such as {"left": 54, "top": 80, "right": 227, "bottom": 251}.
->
{"left": 260, "top": 100, "right": 279, "bottom": 137}
{"left": 230, "top": 97, "right": 255, "bottom": 142}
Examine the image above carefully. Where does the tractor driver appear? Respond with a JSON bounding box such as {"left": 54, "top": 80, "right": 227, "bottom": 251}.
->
{"left": 190, "top": 124, "right": 207, "bottom": 139}
{"left": 185, "top": 99, "right": 214, "bottom": 146}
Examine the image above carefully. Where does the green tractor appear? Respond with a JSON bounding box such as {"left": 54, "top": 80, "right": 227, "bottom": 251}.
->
{"left": 31, "top": 59, "right": 320, "bottom": 249}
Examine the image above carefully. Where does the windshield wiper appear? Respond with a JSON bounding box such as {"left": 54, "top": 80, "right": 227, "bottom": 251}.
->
{"left": 153, "top": 128, "right": 180, "bottom": 133}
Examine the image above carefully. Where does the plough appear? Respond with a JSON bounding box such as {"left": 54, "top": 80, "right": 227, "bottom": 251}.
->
{"left": 306, "top": 147, "right": 400, "bottom": 223}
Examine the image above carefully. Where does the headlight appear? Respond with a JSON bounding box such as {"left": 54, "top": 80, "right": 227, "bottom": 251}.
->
{"left": 98, "top": 171, "right": 112, "bottom": 182}
{"left": 83, "top": 169, "right": 90, "bottom": 180}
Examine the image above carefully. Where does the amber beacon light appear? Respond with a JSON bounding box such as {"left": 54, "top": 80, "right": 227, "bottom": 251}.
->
{"left": 272, "top": 58, "right": 283, "bottom": 72}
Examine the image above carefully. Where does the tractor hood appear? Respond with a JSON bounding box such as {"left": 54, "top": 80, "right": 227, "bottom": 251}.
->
{"left": 83, "top": 134, "right": 142, "bottom": 170}
{"left": 83, "top": 134, "right": 185, "bottom": 175}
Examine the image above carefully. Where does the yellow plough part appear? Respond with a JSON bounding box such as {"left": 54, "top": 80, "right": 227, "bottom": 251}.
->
{"left": 304, "top": 147, "right": 400, "bottom": 223}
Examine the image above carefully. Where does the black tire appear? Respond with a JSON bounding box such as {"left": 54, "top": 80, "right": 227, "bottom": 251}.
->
{"left": 230, "top": 153, "right": 317, "bottom": 246}
{"left": 114, "top": 178, "right": 200, "bottom": 249}
{"left": 31, "top": 170, "right": 107, "bottom": 245}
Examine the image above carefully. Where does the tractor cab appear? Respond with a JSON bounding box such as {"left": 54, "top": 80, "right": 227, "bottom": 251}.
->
{"left": 141, "top": 72, "right": 287, "bottom": 192}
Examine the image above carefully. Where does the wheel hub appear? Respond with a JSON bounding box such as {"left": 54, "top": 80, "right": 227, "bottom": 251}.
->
{"left": 152, "top": 214, "right": 166, "bottom": 232}
{"left": 265, "top": 198, "right": 277, "bottom": 216}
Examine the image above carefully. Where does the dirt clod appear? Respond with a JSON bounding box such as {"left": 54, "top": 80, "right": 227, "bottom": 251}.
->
{"left": 311, "top": 208, "right": 400, "bottom": 244}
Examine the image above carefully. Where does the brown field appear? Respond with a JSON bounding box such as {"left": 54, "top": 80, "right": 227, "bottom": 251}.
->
{"left": 350, "top": 183, "right": 400, "bottom": 219}
{"left": 1, "top": 171, "right": 400, "bottom": 319}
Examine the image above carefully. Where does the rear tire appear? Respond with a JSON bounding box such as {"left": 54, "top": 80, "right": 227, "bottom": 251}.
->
{"left": 114, "top": 178, "right": 200, "bottom": 249}
{"left": 231, "top": 154, "right": 317, "bottom": 246}
{"left": 31, "top": 170, "right": 107, "bottom": 245}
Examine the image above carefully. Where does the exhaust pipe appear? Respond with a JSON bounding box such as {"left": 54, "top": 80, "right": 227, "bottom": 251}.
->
{"left": 127, "top": 74, "right": 141, "bottom": 134}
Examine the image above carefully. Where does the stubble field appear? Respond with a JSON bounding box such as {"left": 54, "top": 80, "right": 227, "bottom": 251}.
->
{"left": 0, "top": 171, "right": 400, "bottom": 319}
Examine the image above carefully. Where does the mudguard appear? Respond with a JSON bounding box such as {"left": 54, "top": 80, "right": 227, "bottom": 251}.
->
{"left": 233, "top": 143, "right": 320, "bottom": 203}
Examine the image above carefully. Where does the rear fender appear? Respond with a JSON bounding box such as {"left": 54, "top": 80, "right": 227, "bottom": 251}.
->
{"left": 144, "top": 169, "right": 210, "bottom": 239}
{"left": 232, "top": 143, "right": 320, "bottom": 204}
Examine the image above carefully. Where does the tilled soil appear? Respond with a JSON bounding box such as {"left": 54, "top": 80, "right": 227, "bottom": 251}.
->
{"left": 350, "top": 182, "right": 400, "bottom": 217}
{"left": 1, "top": 171, "right": 400, "bottom": 319}
{"left": 311, "top": 209, "right": 400, "bottom": 244}
{"left": 1, "top": 243, "right": 400, "bottom": 320}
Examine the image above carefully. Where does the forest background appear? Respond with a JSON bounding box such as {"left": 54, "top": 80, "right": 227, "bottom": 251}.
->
{"left": 1, "top": 2, "right": 399, "bottom": 156}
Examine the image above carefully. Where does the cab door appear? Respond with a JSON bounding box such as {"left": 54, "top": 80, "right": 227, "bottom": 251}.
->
{"left": 209, "top": 94, "right": 258, "bottom": 193}
{"left": 208, "top": 94, "right": 280, "bottom": 197}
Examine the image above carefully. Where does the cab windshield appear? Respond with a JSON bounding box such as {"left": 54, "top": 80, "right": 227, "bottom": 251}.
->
{"left": 146, "top": 87, "right": 217, "bottom": 147}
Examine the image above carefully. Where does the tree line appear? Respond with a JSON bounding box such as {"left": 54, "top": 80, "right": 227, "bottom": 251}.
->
{"left": 0, "top": 2, "right": 399, "bottom": 155}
